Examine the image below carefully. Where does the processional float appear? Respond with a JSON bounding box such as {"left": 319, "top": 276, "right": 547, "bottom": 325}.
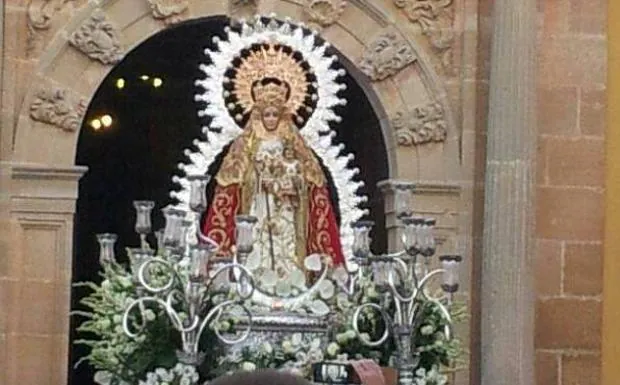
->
{"left": 94, "top": 15, "right": 462, "bottom": 385}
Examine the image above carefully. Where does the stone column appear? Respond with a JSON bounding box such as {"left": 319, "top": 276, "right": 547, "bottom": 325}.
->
{"left": 0, "top": 162, "right": 87, "bottom": 385}
{"left": 480, "top": 0, "right": 537, "bottom": 384}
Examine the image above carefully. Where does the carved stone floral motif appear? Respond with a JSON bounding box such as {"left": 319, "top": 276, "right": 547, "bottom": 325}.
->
{"left": 358, "top": 32, "right": 417, "bottom": 81}
{"left": 392, "top": 102, "right": 447, "bottom": 146}
{"left": 27, "top": 0, "right": 75, "bottom": 54}
{"left": 69, "top": 11, "right": 124, "bottom": 65}
{"left": 393, "top": 0, "right": 454, "bottom": 72}
{"left": 303, "top": 0, "right": 347, "bottom": 29}
{"left": 148, "top": 0, "right": 190, "bottom": 25}
{"left": 30, "top": 87, "right": 87, "bottom": 132}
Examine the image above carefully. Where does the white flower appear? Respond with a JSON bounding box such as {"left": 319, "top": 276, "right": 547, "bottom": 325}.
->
{"left": 241, "top": 362, "right": 257, "bottom": 371}
{"left": 94, "top": 371, "right": 128, "bottom": 385}
{"left": 291, "top": 333, "right": 303, "bottom": 346}
{"left": 261, "top": 342, "right": 274, "bottom": 354}
{"left": 420, "top": 324, "right": 434, "bottom": 335}
{"left": 359, "top": 333, "right": 371, "bottom": 343}
{"left": 282, "top": 340, "right": 294, "bottom": 353}
{"left": 319, "top": 280, "right": 335, "bottom": 299}
{"left": 290, "top": 269, "right": 307, "bottom": 289}
{"left": 262, "top": 270, "right": 278, "bottom": 288}
{"left": 332, "top": 266, "right": 350, "bottom": 284}
{"left": 336, "top": 333, "right": 348, "bottom": 344}
{"left": 309, "top": 299, "right": 330, "bottom": 316}
{"left": 345, "top": 330, "right": 356, "bottom": 340}
{"left": 304, "top": 254, "right": 323, "bottom": 271}
{"left": 310, "top": 338, "right": 321, "bottom": 350}
{"left": 180, "top": 378, "right": 191, "bottom": 385}
{"left": 155, "top": 368, "right": 167, "bottom": 377}
{"left": 326, "top": 342, "right": 340, "bottom": 357}
{"left": 295, "top": 351, "right": 308, "bottom": 363}
{"left": 118, "top": 276, "right": 132, "bottom": 288}
{"left": 144, "top": 309, "right": 156, "bottom": 321}
{"left": 308, "top": 348, "right": 324, "bottom": 363}
{"left": 276, "top": 280, "right": 292, "bottom": 297}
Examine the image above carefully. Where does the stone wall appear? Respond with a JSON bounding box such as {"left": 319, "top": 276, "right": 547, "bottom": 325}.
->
{"left": 534, "top": 1, "right": 607, "bottom": 385}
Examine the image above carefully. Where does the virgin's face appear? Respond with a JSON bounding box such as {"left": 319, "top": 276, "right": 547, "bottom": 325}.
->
{"left": 261, "top": 106, "right": 281, "bottom": 131}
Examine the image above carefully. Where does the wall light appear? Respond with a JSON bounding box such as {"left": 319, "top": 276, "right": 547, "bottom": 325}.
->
{"left": 140, "top": 75, "right": 149, "bottom": 81}
{"left": 100, "top": 114, "right": 113, "bottom": 127}
{"left": 115, "top": 78, "right": 125, "bottom": 89}
{"left": 90, "top": 119, "right": 102, "bottom": 130}
{"left": 153, "top": 78, "right": 163, "bottom": 88}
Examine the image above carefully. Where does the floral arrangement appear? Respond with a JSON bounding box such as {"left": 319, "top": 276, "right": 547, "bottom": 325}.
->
{"left": 73, "top": 251, "right": 467, "bottom": 385}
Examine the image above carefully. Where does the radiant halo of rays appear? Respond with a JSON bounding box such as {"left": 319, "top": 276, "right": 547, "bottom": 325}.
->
{"left": 171, "top": 15, "right": 368, "bottom": 270}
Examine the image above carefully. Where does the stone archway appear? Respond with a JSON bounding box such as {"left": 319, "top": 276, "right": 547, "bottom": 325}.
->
{"left": 0, "top": 2, "right": 462, "bottom": 385}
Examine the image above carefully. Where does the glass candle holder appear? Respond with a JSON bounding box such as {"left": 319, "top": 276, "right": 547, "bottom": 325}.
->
{"left": 154, "top": 229, "right": 164, "bottom": 251}
{"left": 439, "top": 255, "right": 462, "bottom": 293}
{"left": 419, "top": 218, "right": 437, "bottom": 258}
{"left": 133, "top": 201, "right": 155, "bottom": 235}
{"left": 401, "top": 215, "right": 421, "bottom": 256}
{"left": 177, "top": 220, "right": 193, "bottom": 251}
{"left": 128, "top": 248, "right": 155, "bottom": 278}
{"left": 188, "top": 244, "right": 215, "bottom": 282}
{"left": 235, "top": 215, "right": 258, "bottom": 254}
{"left": 187, "top": 175, "right": 210, "bottom": 213}
{"left": 394, "top": 186, "right": 413, "bottom": 219}
{"left": 97, "top": 233, "right": 118, "bottom": 265}
{"left": 162, "top": 207, "right": 187, "bottom": 248}
{"left": 351, "top": 220, "right": 374, "bottom": 259}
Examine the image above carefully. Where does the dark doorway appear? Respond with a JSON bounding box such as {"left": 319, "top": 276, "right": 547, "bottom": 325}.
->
{"left": 70, "top": 15, "right": 389, "bottom": 385}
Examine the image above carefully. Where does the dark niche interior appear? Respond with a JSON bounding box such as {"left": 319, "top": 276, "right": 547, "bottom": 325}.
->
{"left": 70, "top": 15, "right": 389, "bottom": 385}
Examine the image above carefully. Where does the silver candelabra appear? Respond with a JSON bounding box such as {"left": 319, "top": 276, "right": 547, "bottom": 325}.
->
{"left": 96, "top": 175, "right": 261, "bottom": 368}
{"left": 350, "top": 185, "right": 462, "bottom": 385}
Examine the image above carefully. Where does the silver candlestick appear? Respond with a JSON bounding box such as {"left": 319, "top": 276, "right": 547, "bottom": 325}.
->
{"left": 350, "top": 188, "right": 462, "bottom": 385}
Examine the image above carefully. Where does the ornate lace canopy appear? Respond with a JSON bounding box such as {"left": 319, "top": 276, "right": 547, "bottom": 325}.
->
{"left": 172, "top": 15, "right": 368, "bottom": 270}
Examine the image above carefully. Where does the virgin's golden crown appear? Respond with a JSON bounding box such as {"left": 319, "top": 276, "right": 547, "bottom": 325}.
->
{"left": 252, "top": 82, "right": 289, "bottom": 108}
{"left": 231, "top": 44, "right": 310, "bottom": 115}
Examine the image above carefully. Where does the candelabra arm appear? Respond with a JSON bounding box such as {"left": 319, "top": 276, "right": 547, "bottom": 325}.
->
{"left": 352, "top": 303, "right": 391, "bottom": 347}
{"left": 383, "top": 250, "right": 407, "bottom": 259}
{"left": 122, "top": 296, "right": 169, "bottom": 337}
{"left": 428, "top": 298, "right": 453, "bottom": 340}
{"left": 195, "top": 227, "right": 219, "bottom": 249}
{"left": 165, "top": 291, "right": 200, "bottom": 332}
{"left": 388, "top": 268, "right": 416, "bottom": 304}
{"left": 138, "top": 258, "right": 178, "bottom": 294}
{"left": 289, "top": 260, "right": 330, "bottom": 311}
{"left": 197, "top": 299, "right": 253, "bottom": 345}
{"left": 207, "top": 263, "right": 255, "bottom": 300}
{"left": 416, "top": 268, "right": 447, "bottom": 301}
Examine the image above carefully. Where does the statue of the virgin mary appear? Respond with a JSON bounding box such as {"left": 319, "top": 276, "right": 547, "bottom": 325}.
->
{"left": 202, "top": 44, "right": 344, "bottom": 282}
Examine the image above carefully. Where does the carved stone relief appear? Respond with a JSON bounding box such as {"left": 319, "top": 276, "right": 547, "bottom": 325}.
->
{"left": 393, "top": 0, "right": 454, "bottom": 73}
{"left": 358, "top": 31, "right": 417, "bottom": 81}
{"left": 230, "top": 0, "right": 258, "bottom": 15}
{"left": 29, "top": 87, "right": 87, "bottom": 132}
{"left": 392, "top": 102, "right": 447, "bottom": 146}
{"left": 26, "top": 0, "right": 75, "bottom": 55}
{"left": 69, "top": 11, "right": 124, "bottom": 65}
{"left": 147, "top": 0, "right": 190, "bottom": 25}
{"left": 303, "top": 0, "right": 348, "bottom": 29}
